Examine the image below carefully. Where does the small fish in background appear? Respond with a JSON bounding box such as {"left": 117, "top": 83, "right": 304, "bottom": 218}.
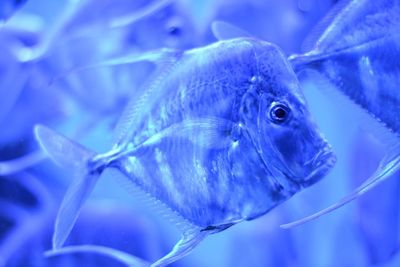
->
{"left": 0, "top": 16, "right": 71, "bottom": 175}
{"left": 0, "top": 176, "right": 167, "bottom": 267}
{"left": 280, "top": 0, "right": 400, "bottom": 228}
{"left": 0, "top": 1, "right": 190, "bottom": 175}
{"left": 188, "top": 0, "right": 335, "bottom": 53}
{"left": 35, "top": 38, "right": 335, "bottom": 266}
{"left": 0, "top": 0, "right": 28, "bottom": 22}
{"left": 47, "top": 0, "right": 196, "bottom": 50}
{"left": 34, "top": 0, "right": 201, "bottom": 132}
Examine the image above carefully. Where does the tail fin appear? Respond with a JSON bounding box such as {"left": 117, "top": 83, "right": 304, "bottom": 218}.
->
{"left": 34, "top": 124, "right": 101, "bottom": 249}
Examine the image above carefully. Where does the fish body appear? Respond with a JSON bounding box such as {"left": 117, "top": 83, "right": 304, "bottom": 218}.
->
{"left": 45, "top": 0, "right": 197, "bottom": 52}
{"left": 283, "top": 0, "right": 400, "bottom": 228}
{"left": 290, "top": 0, "right": 400, "bottom": 133}
{"left": 99, "top": 38, "right": 335, "bottom": 228}
{"left": 36, "top": 38, "right": 335, "bottom": 266}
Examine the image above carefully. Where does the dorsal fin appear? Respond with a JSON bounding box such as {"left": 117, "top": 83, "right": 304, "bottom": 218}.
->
{"left": 302, "top": 0, "right": 352, "bottom": 52}
{"left": 211, "top": 21, "right": 252, "bottom": 41}
{"left": 302, "top": 0, "right": 399, "bottom": 53}
{"left": 112, "top": 50, "right": 182, "bottom": 146}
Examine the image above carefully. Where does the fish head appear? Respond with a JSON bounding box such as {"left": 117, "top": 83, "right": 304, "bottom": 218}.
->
{"left": 240, "top": 41, "right": 336, "bottom": 189}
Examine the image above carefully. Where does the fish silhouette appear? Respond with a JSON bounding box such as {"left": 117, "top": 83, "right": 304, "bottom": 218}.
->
{"left": 281, "top": 0, "right": 400, "bottom": 228}
{"left": 35, "top": 38, "right": 335, "bottom": 266}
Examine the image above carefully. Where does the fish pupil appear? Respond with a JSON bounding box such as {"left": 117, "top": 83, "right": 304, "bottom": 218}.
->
{"left": 168, "top": 26, "right": 181, "bottom": 36}
{"left": 269, "top": 103, "right": 290, "bottom": 123}
{"left": 274, "top": 107, "right": 286, "bottom": 119}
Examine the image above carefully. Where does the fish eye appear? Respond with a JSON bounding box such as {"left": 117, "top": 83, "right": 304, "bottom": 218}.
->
{"left": 167, "top": 26, "right": 182, "bottom": 36}
{"left": 165, "top": 16, "right": 184, "bottom": 37}
{"left": 269, "top": 103, "right": 290, "bottom": 123}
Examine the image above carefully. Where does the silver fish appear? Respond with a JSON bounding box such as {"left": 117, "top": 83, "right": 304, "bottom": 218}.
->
{"left": 282, "top": 0, "right": 400, "bottom": 228}
{"left": 35, "top": 38, "right": 335, "bottom": 266}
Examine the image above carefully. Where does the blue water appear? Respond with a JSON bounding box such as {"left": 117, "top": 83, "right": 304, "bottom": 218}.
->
{"left": 1, "top": 0, "right": 399, "bottom": 266}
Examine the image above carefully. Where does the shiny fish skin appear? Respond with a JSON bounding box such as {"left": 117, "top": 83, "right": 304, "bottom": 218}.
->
{"left": 112, "top": 38, "right": 334, "bottom": 228}
{"left": 35, "top": 38, "right": 335, "bottom": 266}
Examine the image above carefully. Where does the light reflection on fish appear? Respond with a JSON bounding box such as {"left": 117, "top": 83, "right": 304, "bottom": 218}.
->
{"left": 282, "top": 0, "right": 400, "bottom": 228}
{"left": 35, "top": 38, "right": 335, "bottom": 266}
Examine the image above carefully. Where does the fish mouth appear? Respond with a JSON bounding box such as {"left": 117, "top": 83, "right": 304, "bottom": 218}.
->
{"left": 302, "top": 145, "right": 336, "bottom": 187}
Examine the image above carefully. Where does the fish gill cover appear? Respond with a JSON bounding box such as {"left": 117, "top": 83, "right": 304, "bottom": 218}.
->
{"left": 0, "top": 0, "right": 400, "bottom": 266}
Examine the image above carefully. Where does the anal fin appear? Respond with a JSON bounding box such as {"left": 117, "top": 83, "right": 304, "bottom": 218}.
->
{"left": 151, "top": 229, "right": 209, "bottom": 267}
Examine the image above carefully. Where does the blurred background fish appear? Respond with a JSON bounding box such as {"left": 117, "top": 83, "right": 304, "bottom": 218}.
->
{"left": 0, "top": 0, "right": 28, "bottom": 22}
{"left": 283, "top": 0, "right": 400, "bottom": 227}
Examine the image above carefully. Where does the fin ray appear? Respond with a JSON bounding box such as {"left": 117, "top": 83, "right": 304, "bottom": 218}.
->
{"left": 301, "top": 0, "right": 352, "bottom": 52}
{"left": 112, "top": 50, "right": 182, "bottom": 146}
{"left": 0, "top": 150, "right": 46, "bottom": 175}
{"left": 281, "top": 144, "right": 400, "bottom": 229}
{"left": 151, "top": 230, "right": 208, "bottom": 267}
{"left": 45, "top": 245, "right": 150, "bottom": 267}
{"left": 34, "top": 124, "right": 102, "bottom": 249}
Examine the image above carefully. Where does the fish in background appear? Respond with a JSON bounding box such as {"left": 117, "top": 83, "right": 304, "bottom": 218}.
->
{"left": 36, "top": 0, "right": 201, "bottom": 129}
{"left": 0, "top": 174, "right": 167, "bottom": 267}
{"left": 46, "top": 0, "right": 198, "bottom": 51}
{"left": 277, "top": 0, "right": 400, "bottom": 227}
{"left": 0, "top": 0, "right": 28, "bottom": 22}
{"left": 0, "top": 17, "right": 69, "bottom": 176}
{"left": 35, "top": 38, "right": 335, "bottom": 266}
{"left": 0, "top": 0, "right": 198, "bottom": 175}
{"left": 1, "top": 0, "right": 199, "bottom": 127}
{"left": 188, "top": 0, "right": 336, "bottom": 53}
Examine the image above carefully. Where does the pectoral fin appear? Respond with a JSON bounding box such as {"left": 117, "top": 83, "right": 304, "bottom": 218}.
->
{"left": 281, "top": 144, "right": 400, "bottom": 229}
